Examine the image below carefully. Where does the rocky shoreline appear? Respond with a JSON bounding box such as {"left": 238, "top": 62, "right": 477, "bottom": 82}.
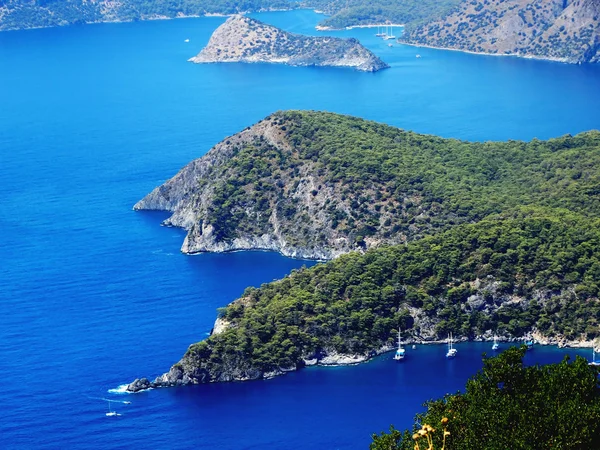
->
{"left": 398, "top": 41, "right": 571, "bottom": 64}
{"left": 125, "top": 333, "right": 597, "bottom": 393}
{"left": 189, "top": 15, "right": 389, "bottom": 72}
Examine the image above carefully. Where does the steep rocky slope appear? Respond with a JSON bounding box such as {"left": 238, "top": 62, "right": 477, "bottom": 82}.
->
{"left": 135, "top": 110, "right": 600, "bottom": 260}
{"left": 401, "top": 0, "right": 600, "bottom": 63}
{"left": 189, "top": 15, "right": 389, "bottom": 71}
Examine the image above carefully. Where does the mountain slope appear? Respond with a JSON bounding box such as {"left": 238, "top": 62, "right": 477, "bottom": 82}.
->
{"left": 135, "top": 110, "right": 600, "bottom": 259}
{"left": 401, "top": 0, "right": 600, "bottom": 63}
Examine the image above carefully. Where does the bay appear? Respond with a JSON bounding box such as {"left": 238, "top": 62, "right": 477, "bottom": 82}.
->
{"left": 1, "top": 9, "right": 599, "bottom": 449}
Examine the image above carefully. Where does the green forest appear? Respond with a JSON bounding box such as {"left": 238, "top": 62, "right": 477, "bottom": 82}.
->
{"left": 306, "top": 0, "right": 461, "bottom": 29}
{"left": 181, "top": 209, "right": 600, "bottom": 376}
{"left": 199, "top": 110, "right": 600, "bottom": 256}
{"left": 371, "top": 347, "right": 600, "bottom": 449}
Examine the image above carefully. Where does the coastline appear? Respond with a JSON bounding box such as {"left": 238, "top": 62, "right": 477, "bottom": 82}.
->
{"left": 316, "top": 23, "right": 405, "bottom": 31}
{"left": 0, "top": 7, "right": 295, "bottom": 33}
{"left": 124, "top": 333, "right": 598, "bottom": 393}
{"left": 397, "top": 40, "right": 571, "bottom": 64}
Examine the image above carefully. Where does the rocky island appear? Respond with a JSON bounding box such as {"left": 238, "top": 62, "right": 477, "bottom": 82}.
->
{"left": 401, "top": 0, "right": 600, "bottom": 64}
{"left": 128, "top": 111, "right": 600, "bottom": 392}
{"left": 188, "top": 15, "right": 389, "bottom": 72}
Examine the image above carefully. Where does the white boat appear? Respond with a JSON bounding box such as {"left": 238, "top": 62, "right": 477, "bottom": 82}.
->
{"left": 446, "top": 333, "right": 457, "bottom": 359}
{"left": 589, "top": 348, "right": 600, "bottom": 366}
{"left": 393, "top": 329, "right": 406, "bottom": 361}
{"left": 416, "top": 54, "right": 422, "bottom": 59}
{"left": 492, "top": 336, "right": 499, "bottom": 351}
{"left": 412, "top": 344, "right": 416, "bottom": 350}
{"left": 385, "top": 25, "right": 396, "bottom": 40}
{"left": 184, "top": 39, "right": 190, "bottom": 43}
{"left": 375, "top": 25, "right": 385, "bottom": 37}
{"left": 105, "top": 400, "right": 120, "bottom": 417}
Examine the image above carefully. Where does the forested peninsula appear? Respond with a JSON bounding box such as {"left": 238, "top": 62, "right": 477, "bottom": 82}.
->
{"left": 189, "top": 15, "right": 388, "bottom": 72}
{"left": 128, "top": 111, "right": 600, "bottom": 391}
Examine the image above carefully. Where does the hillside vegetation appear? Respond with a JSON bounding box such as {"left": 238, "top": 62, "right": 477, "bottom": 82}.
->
{"left": 306, "top": 0, "right": 462, "bottom": 29}
{"left": 136, "top": 110, "right": 600, "bottom": 259}
{"left": 0, "top": 0, "right": 290, "bottom": 31}
{"left": 127, "top": 209, "right": 600, "bottom": 390}
{"left": 0, "top": 0, "right": 462, "bottom": 33}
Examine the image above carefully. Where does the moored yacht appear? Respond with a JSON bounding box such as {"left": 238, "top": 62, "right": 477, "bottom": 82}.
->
{"left": 446, "top": 333, "right": 457, "bottom": 358}
{"left": 393, "top": 329, "right": 406, "bottom": 361}
{"left": 492, "top": 335, "right": 499, "bottom": 351}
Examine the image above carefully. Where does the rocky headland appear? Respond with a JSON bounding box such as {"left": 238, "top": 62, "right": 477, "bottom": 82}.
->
{"left": 134, "top": 110, "right": 600, "bottom": 261}
{"left": 188, "top": 15, "right": 389, "bottom": 72}
{"left": 129, "top": 112, "right": 600, "bottom": 392}
{"left": 401, "top": 0, "right": 600, "bottom": 64}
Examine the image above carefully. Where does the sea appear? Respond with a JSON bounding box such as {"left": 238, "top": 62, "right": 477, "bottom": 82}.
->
{"left": 1, "top": 9, "right": 600, "bottom": 449}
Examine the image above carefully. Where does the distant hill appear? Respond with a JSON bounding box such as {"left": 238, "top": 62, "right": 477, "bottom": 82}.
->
{"left": 303, "top": 0, "right": 462, "bottom": 30}
{"left": 189, "top": 15, "right": 389, "bottom": 71}
{"left": 400, "top": 0, "right": 600, "bottom": 64}
{"left": 0, "top": 0, "right": 462, "bottom": 33}
{"left": 0, "top": 0, "right": 291, "bottom": 31}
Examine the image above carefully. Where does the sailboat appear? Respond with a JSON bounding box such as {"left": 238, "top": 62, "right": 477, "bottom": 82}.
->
{"left": 589, "top": 348, "right": 600, "bottom": 366}
{"left": 393, "top": 329, "right": 406, "bottom": 361}
{"left": 105, "top": 399, "right": 121, "bottom": 417}
{"left": 492, "top": 335, "right": 499, "bottom": 351}
{"left": 375, "top": 25, "right": 385, "bottom": 37}
{"left": 446, "top": 333, "right": 457, "bottom": 359}
{"left": 386, "top": 25, "right": 396, "bottom": 40}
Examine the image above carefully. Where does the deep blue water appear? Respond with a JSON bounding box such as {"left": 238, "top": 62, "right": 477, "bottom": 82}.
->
{"left": 1, "top": 9, "right": 599, "bottom": 449}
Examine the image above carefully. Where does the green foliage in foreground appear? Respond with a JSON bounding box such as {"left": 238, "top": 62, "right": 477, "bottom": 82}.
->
{"left": 371, "top": 347, "right": 600, "bottom": 449}
{"left": 306, "top": 0, "right": 462, "bottom": 30}
{"left": 186, "top": 210, "right": 600, "bottom": 373}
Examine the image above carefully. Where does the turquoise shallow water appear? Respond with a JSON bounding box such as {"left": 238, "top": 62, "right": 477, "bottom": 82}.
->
{"left": 1, "top": 10, "right": 600, "bottom": 449}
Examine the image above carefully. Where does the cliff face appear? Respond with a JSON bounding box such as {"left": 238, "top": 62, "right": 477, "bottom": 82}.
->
{"left": 401, "top": 0, "right": 600, "bottom": 64}
{"left": 189, "top": 15, "right": 389, "bottom": 72}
